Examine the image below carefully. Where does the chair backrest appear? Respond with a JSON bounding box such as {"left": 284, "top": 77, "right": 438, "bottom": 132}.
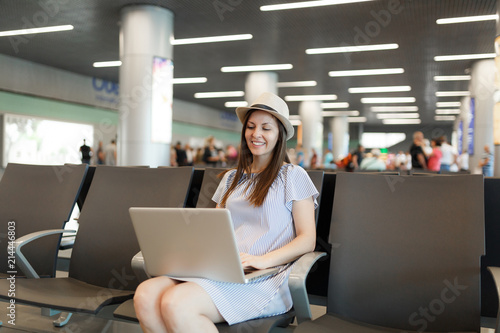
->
{"left": 481, "top": 177, "right": 500, "bottom": 317}
{"left": 75, "top": 165, "right": 95, "bottom": 211}
{"left": 0, "top": 163, "right": 88, "bottom": 277}
{"left": 328, "top": 173, "right": 484, "bottom": 332}
{"left": 196, "top": 167, "right": 227, "bottom": 208}
{"left": 186, "top": 168, "right": 205, "bottom": 208}
{"left": 68, "top": 166, "right": 193, "bottom": 290}
{"left": 306, "top": 170, "right": 324, "bottom": 225}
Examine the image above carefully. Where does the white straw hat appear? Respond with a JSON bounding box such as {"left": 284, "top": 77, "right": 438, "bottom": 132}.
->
{"left": 235, "top": 92, "right": 294, "bottom": 141}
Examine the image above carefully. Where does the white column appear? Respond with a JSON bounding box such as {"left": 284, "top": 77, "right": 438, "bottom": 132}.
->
{"left": 245, "top": 72, "right": 278, "bottom": 104}
{"left": 118, "top": 5, "right": 174, "bottom": 166}
{"left": 468, "top": 59, "right": 495, "bottom": 174}
{"left": 299, "top": 101, "right": 323, "bottom": 168}
{"left": 330, "top": 116, "right": 349, "bottom": 160}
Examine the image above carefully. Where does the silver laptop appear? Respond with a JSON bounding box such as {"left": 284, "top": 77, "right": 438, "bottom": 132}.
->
{"left": 129, "top": 207, "right": 280, "bottom": 284}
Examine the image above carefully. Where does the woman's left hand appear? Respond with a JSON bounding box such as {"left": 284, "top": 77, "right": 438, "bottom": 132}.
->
{"left": 240, "top": 253, "right": 268, "bottom": 270}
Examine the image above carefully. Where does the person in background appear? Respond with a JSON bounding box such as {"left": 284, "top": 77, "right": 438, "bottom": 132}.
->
{"left": 458, "top": 148, "right": 469, "bottom": 171}
{"left": 174, "top": 141, "right": 188, "bottom": 166}
{"left": 133, "top": 92, "right": 318, "bottom": 332}
{"left": 79, "top": 139, "right": 92, "bottom": 165}
{"left": 295, "top": 144, "right": 305, "bottom": 167}
{"left": 479, "top": 145, "right": 494, "bottom": 177}
{"left": 410, "top": 131, "right": 427, "bottom": 170}
{"left": 185, "top": 143, "right": 194, "bottom": 166}
{"left": 439, "top": 136, "right": 457, "bottom": 172}
{"left": 203, "top": 136, "right": 225, "bottom": 167}
{"left": 96, "top": 141, "right": 105, "bottom": 165}
{"left": 323, "top": 149, "right": 336, "bottom": 170}
{"left": 345, "top": 145, "right": 365, "bottom": 172}
{"left": 360, "top": 148, "right": 386, "bottom": 171}
{"left": 225, "top": 144, "right": 238, "bottom": 167}
{"left": 426, "top": 138, "right": 442, "bottom": 172}
{"left": 104, "top": 139, "right": 117, "bottom": 166}
{"left": 310, "top": 148, "right": 318, "bottom": 169}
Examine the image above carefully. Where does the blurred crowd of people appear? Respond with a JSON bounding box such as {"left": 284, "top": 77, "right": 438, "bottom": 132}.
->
{"left": 170, "top": 135, "right": 238, "bottom": 168}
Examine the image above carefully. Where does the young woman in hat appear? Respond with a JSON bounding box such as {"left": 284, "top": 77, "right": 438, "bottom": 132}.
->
{"left": 134, "top": 92, "right": 319, "bottom": 332}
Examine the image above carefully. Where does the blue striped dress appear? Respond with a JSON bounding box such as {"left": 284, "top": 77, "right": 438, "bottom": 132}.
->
{"left": 188, "top": 164, "right": 319, "bottom": 325}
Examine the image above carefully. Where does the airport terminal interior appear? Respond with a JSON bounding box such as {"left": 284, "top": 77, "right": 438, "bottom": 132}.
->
{"left": 1, "top": 0, "right": 500, "bottom": 332}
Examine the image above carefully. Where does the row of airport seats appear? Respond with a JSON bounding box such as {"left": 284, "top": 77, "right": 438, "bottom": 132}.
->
{"left": 0, "top": 163, "right": 498, "bottom": 332}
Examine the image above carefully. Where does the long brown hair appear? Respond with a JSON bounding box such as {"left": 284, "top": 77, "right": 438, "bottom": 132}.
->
{"left": 219, "top": 109, "right": 290, "bottom": 207}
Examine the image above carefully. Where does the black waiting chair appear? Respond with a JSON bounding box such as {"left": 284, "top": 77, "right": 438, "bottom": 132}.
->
{"left": 0, "top": 166, "right": 194, "bottom": 328}
{"left": 295, "top": 172, "right": 486, "bottom": 332}
{"left": 114, "top": 168, "right": 327, "bottom": 333}
{"left": 0, "top": 163, "right": 88, "bottom": 278}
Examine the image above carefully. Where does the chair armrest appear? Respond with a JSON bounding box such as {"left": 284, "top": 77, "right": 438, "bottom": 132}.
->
{"left": 288, "top": 251, "right": 327, "bottom": 324}
{"left": 14, "top": 229, "right": 76, "bottom": 279}
{"left": 487, "top": 266, "right": 500, "bottom": 333}
{"left": 131, "top": 251, "right": 151, "bottom": 282}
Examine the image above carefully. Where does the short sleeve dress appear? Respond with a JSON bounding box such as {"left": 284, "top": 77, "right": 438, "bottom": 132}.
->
{"left": 180, "top": 164, "right": 319, "bottom": 325}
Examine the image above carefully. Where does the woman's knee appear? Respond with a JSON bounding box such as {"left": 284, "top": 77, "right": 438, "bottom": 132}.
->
{"left": 134, "top": 278, "right": 173, "bottom": 316}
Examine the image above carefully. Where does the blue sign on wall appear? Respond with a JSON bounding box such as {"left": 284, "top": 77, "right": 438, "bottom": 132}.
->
{"left": 457, "top": 120, "right": 463, "bottom": 154}
{"left": 468, "top": 98, "right": 475, "bottom": 156}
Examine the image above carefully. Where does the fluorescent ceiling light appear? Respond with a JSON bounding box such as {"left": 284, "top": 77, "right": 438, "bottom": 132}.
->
{"left": 194, "top": 91, "right": 244, "bottom": 98}
{"left": 288, "top": 115, "right": 301, "bottom": 120}
{"left": 0, "top": 24, "right": 73, "bottom": 37}
{"left": 261, "top": 0, "right": 373, "bottom": 11}
{"left": 290, "top": 119, "right": 302, "bottom": 126}
{"left": 433, "top": 75, "right": 471, "bottom": 81}
{"left": 277, "top": 81, "right": 317, "bottom": 87}
{"left": 93, "top": 61, "right": 122, "bottom": 68}
{"left": 434, "top": 53, "right": 495, "bottom": 61}
{"left": 371, "top": 106, "right": 418, "bottom": 112}
{"left": 436, "top": 101, "right": 461, "bottom": 107}
{"left": 285, "top": 94, "right": 337, "bottom": 101}
{"left": 172, "top": 34, "right": 252, "bottom": 45}
{"left": 348, "top": 117, "right": 367, "bottom": 123}
{"left": 172, "top": 77, "right": 207, "bottom": 84}
{"left": 348, "top": 85, "right": 411, "bottom": 94}
{"left": 306, "top": 43, "right": 398, "bottom": 55}
{"left": 322, "top": 111, "right": 360, "bottom": 117}
{"left": 376, "top": 113, "right": 420, "bottom": 119}
{"left": 329, "top": 68, "right": 404, "bottom": 77}
{"left": 435, "top": 91, "right": 470, "bottom": 97}
{"left": 321, "top": 102, "right": 350, "bottom": 108}
{"left": 361, "top": 97, "right": 416, "bottom": 104}
{"left": 225, "top": 101, "right": 248, "bottom": 108}
{"left": 435, "top": 109, "right": 460, "bottom": 115}
{"left": 436, "top": 14, "right": 498, "bottom": 25}
{"left": 382, "top": 119, "right": 422, "bottom": 125}
{"left": 221, "top": 64, "right": 293, "bottom": 72}
{"left": 435, "top": 116, "right": 456, "bottom": 121}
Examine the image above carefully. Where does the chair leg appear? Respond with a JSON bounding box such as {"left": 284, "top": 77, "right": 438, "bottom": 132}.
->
{"left": 53, "top": 312, "right": 73, "bottom": 327}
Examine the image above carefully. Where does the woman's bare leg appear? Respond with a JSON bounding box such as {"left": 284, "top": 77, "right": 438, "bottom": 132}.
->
{"left": 134, "top": 276, "right": 179, "bottom": 333}
{"left": 160, "top": 282, "right": 225, "bottom": 333}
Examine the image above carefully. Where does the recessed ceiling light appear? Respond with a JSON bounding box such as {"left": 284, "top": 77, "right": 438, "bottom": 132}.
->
{"left": 321, "top": 102, "right": 350, "bottom": 108}
{"left": 289, "top": 119, "right": 303, "bottom": 126}
{"left": 436, "top": 14, "right": 498, "bottom": 25}
{"left": 371, "top": 106, "right": 418, "bottom": 112}
{"left": 329, "top": 68, "right": 404, "bottom": 77}
{"left": 435, "top": 91, "right": 470, "bottom": 97}
{"left": 348, "top": 117, "right": 367, "bottom": 123}
{"left": 0, "top": 24, "right": 74, "bottom": 37}
{"left": 172, "top": 34, "right": 252, "bottom": 45}
{"left": 221, "top": 64, "right": 293, "bottom": 72}
{"left": 261, "top": 0, "right": 374, "bottom": 11}
{"left": 436, "top": 102, "right": 461, "bottom": 107}
{"left": 277, "top": 81, "right": 317, "bottom": 87}
{"left": 306, "top": 43, "right": 398, "bottom": 55}
{"left": 433, "top": 75, "right": 471, "bottom": 81}
{"left": 322, "top": 111, "right": 360, "bottom": 117}
{"left": 284, "top": 94, "right": 337, "bottom": 101}
{"left": 225, "top": 101, "right": 248, "bottom": 108}
{"left": 376, "top": 113, "right": 420, "bottom": 119}
{"left": 93, "top": 61, "right": 122, "bottom": 68}
{"left": 172, "top": 77, "right": 207, "bottom": 84}
{"left": 382, "top": 119, "right": 422, "bottom": 125}
{"left": 348, "top": 85, "right": 411, "bottom": 93}
{"left": 435, "top": 109, "right": 461, "bottom": 115}
{"left": 435, "top": 115, "right": 456, "bottom": 121}
{"left": 361, "top": 97, "right": 416, "bottom": 104}
{"left": 434, "top": 53, "right": 496, "bottom": 61}
{"left": 194, "top": 91, "right": 245, "bottom": 98}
